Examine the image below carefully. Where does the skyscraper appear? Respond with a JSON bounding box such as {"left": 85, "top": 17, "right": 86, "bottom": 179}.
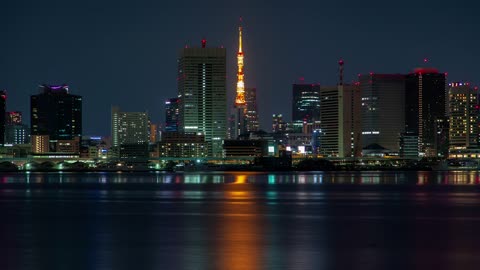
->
{"left": 272, "top": 114, "right": 286, "bottom": 133}
{"left": 405, "top": 68, "right": 447, "bottom": 157}
{"left": 448, "top": 82, "right": 478, "bottom": 150}
{"left": 165, "top": 98, "right": 179, "bottom": 132}
{"left": 318, "top": 61, "right": 361, "bottom": 158}
{"left": 30, "top": 84, "right": 82, "bottom": 143}
{"left": 245, "top": 87, "right": 259, "bottom": 132}
{"left": 360, "top": 74, "right": 405, "bottom": 153}
{"left": 0, "top": 91, "right": 6, "bottom": 146}
{"left": 319, "top": 84, "right": 361, "bottom": 157}
{"left": 178, "top": 39, "right": 227, "bottom": 157}
{"left": 111, "top": 106, "right": 149, "bottom": 147}
{"left": 292, "top": 84, "right": 321, "bottom": 132}
{"left": 6, "top": 111, "right": 21, "bottom": 124}
{"left": 5, "top": 111, "right": 29, "bottom": 145}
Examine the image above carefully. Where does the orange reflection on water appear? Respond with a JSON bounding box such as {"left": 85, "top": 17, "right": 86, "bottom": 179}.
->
{"left": 213, "top": 183, "right": 265, "bottom": 269}
{"left": 233, "top": 174, "right": 248, "bottom": 184}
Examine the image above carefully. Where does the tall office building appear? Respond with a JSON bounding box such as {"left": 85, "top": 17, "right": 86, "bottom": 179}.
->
{"left": 448, "top": 82, "right": 478, "bottom": 150}
{"left": 405, "top": 68, "right": 447, "bottom": 157}
{"left": 360, "top": 74, "right": 405, "bottom": 153}
{"left": 178, "top": 39, "right": 227, "bottom": 157}
{"left": 272, "top": 114, "right": 287, "bottom": 133}
{"left": 5, "top": 111, "right": 29, "bottom": 145}
{"left": 165, "top": 98, "right": 179, "bottom": 132}
{"left": 149, "top": 122, "right": 158, "bottom": 143}
{"left": 318, "top": 61, "right": 361, "bottom": 157}
{"left": 245, "top": 87, "right": 259, "bottom": 132}
{"left": 319, "top": 84, "right": 361, "bottom": 157}
{"left": 292, "top": 84, "right": 321, "bottom": 132}
{"left": 0, "top": 91, "right": 6, "bottom": 146}
{"left": 6, "top": 111, "right": 22, "bottom": 124}
{"left": 31, "top": 85, "right": 82, "bottom": 140}
{"left": 111, "top": 106, "right": 149, "bottom": 147}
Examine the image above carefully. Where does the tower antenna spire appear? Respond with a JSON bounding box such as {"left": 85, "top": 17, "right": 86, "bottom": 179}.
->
{"left": 338, "top": 59, "right": 344, "bottom": 86}
{"left": 238, "top": 17, "right": 243, "bottom": 53}
{"left": 235, "top": 17, "right": 246, "bottom": 106}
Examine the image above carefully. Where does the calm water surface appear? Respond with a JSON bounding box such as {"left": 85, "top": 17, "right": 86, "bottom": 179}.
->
{"left": 1, "top": 171, "right": 480, "bottom": 270}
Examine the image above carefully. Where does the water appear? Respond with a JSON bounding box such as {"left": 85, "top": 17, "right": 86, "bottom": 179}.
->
{"left": 1, "top": 171, "right": 480, "bottom": 270}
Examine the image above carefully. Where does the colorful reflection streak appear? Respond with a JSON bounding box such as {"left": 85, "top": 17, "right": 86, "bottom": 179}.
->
{"left": 213, "top": 173, "right": 265, "bottom": 269}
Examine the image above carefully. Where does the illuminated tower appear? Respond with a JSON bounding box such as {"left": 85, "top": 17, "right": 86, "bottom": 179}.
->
{"left": 235, "top": 23, "right": 246, "bottom": 107}
{"left": 234, "top": 21, "right": 247, "bottom": 138}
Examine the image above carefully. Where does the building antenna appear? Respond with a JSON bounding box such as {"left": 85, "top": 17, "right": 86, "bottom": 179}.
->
{"left": 338, "top": 59, "right": 344, "bottom": 86}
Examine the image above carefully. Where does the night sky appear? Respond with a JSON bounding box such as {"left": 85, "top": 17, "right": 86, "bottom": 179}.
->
{"left": 1, "top": 0, "right": 478, "bottom": 136}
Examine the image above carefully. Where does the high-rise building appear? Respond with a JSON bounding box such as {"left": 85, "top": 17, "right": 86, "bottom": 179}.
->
{"left": 405, "top": 68, "right": 447, "bottom": 157}
{"left": 319, "top": 84, "right": 361, "bottom": 157}
{"left": 5, "top": 111, "right": 29, "bottom": 145}
{"left": 178, "top": 39, "right": 227, "bottom": 157}
{"left": 292, "top": 84, "right": 321, "bottom": 132}
{"left": 6, "top": 111, "right": 22, "bottom": 125}
{"left": 448, "top": 82, "right": 478, "bottom": 150}
{"left": 227, "top": 112, "right": 236, "bottom": 139}
{"left": 245, "top": 87, "right": 259, "bottom": 132}
{"left": 149, "top": 122, "right": 158, "bottom": 143}
{"left": 0, "top": 91, "right": 6, "bottom": 145}
{"left": 31, "top": 135, "right": 49, "bottom": 153}
{"left": 360, "top": 74, "right": 405, "bottom": 153}
{"left": 111, "top": 106, "right": 149, "bottom": 147}
{"left": 317, "top": 61, "right": 361, "bottom": 158}
{"left": 158, "top": 132, "right": 208, "bottom": 158}
{"left": 165, "top": 98, "right": 179, "bottom": 132}
{"left": 272, "top": 114, "right": 287, "bottom": 133}
{"left": 30, "top": 84, "right": 82, "bottom": 154}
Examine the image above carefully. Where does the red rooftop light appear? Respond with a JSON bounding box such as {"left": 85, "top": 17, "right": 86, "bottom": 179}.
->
{"left": 413, "top": 68, "right": 439, "bottom": 74}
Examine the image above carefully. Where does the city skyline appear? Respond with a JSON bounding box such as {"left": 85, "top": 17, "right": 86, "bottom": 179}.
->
{"left": 1, "top": 1, "right": 478, "bottom": 135}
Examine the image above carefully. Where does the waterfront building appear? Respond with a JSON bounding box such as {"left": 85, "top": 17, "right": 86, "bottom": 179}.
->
{"left": 165, "top": 98, "right": 179, "bottom": 132}
{"left": 405, "top": 68, "right": 447, "bottom": 157}
{"left": 6, "top": 111, "right": 22, "bottom": 125}
{"left": 178, "top": 39, "right": 227, "bottom": 157}
{"left": 319, "top": 83, "right": 361, "bottom": 157}
{"left": 448, "top": 82, "right": 478, "bottom": 151}
{"left": 399, "top": 132, "right": 419, "bottom": 158}
{"left": 4, "top": 111, "right": 29, "bottom": 145}
{"left": 5, "top": 124, "right": 29, "bottom": 145}
{"left": 157, "top": 132, "right": 208, "bottom": 158}
{"left": 245, "top": 87, "right": 259, "bottom": 132}
{"left": 292, "top": 83, "right": 321, "bottom": 133}
{"left": 111, "top": 106, "right": 149, "bottom": 147}
{"left": 223, "top": 139, "right": 267, "bottom": 157}
{"left": 31, "top": 84, "right": 82, "bottom": 140}
{"left": 360, "top": 74, "right": 405, "bottom": 153}
{"left": 272, "top": 114, "right": 287, "bottom": 133}
{"left": 31, "top": 135, "right": 49, "bottom": 154}
{"left": 149, "top": 122, "right": 158, "bottom": 143}
{"left": 0, "top": 91, "right": 5, "bottom": 146}
{"left": 30, "top": 85, "right": 82, "bottom": 154}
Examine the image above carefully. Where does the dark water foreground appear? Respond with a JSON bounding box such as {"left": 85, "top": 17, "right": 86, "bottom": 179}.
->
{"left": 1, "top": 171, "right": 480, "bottom": 270}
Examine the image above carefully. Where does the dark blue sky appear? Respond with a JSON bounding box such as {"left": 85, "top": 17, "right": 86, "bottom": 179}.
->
{"left": 1, "top": 0, "right": 478, "bottom": 135}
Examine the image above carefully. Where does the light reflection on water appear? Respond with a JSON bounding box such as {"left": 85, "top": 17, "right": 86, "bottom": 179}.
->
{"left": 2, "top": 172, "right": 480, "bottom": 269}
{"left": 1, "top": 171, "right": 480, "bottom": 185}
